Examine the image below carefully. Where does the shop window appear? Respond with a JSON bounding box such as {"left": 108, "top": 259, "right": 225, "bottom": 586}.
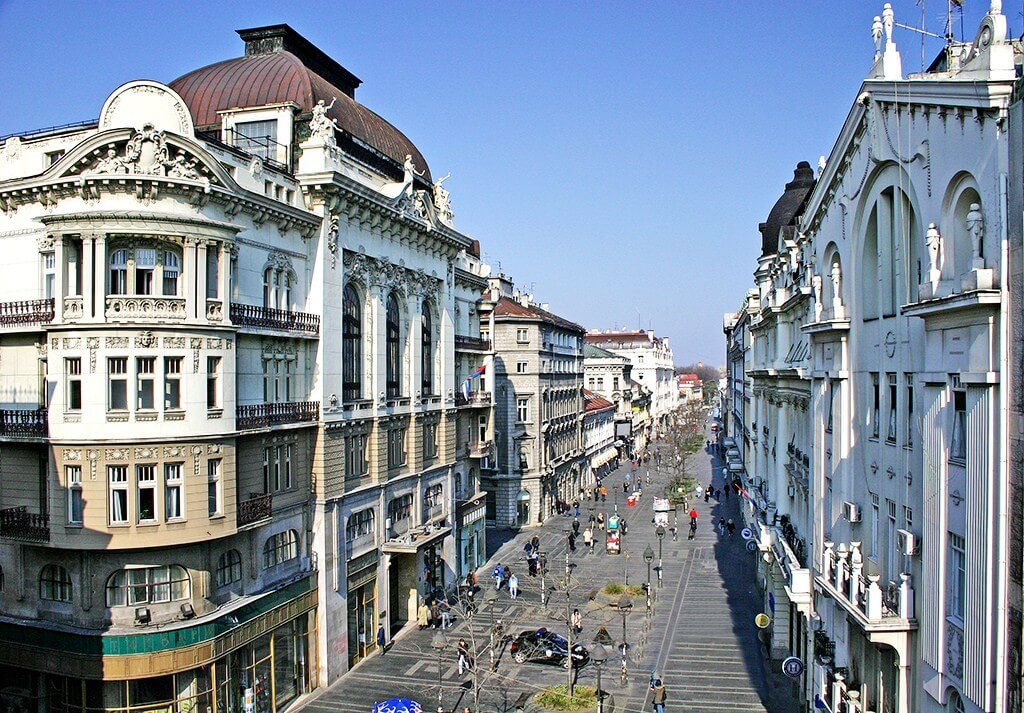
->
{"left": 105, "top": 565, "right": 190, "bottom": 606}
{"left": 342, "top": 284, "right": 362, "bottom": 400}
{"left": 263, "top": 529, "right": 299, "bottom": 569}
{"left": 40, "top": 564, "right": 72, "bottom": 602}
{"left": 217, "top": 549, "right": 243, "bottom": 588}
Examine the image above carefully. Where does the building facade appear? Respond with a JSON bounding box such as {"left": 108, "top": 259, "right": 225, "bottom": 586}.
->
{"left": 585, "top": 330, "right": 676, "bottom": 431}
{"left": 582, "top": 390, "right": 617, "bottom": 485}
{"left": 583, "top": 343, "right": 634, "bottom": 445}
{"left": 0, "top": 23, "right": 490, "bottom": 709}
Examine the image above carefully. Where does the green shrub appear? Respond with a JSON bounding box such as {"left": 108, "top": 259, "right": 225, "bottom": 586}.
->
{"left": 535, "top": 685, "right": 597, "bottom": 711}
{"left": 602, "top": 583, "right": 624, "bottom": 596}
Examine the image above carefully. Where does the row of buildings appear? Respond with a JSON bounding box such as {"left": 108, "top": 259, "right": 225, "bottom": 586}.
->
{"left": 723, "top": 4, "right": 1022, "bottom": 712}
{"left": 0, "top": 25, "right": 676, "bottom": 713}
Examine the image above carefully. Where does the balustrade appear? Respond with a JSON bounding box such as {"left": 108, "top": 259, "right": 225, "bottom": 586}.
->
{"left": 237, "top": 493, "right": 272, "bottom": 526}
{"left": 0, "top": 506, "right": 49, "bottom": 542}
{"left": 454, "top": 335, "right": 490, "bottom": 351}
{"left": 0, "top": 298, "right": 54, "bottom": 326}
{"left": 230, "top": 303, "right": 320, "bottom": 334}
{"left": 236, "top": 401, "right": 319, "bottom": 430}
{"left": 0, "top": 408, "right": 48, "bottom": 437}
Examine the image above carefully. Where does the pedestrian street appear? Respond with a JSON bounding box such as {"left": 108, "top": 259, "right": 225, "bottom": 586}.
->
{"left": 300, "top": 437, "right": 798, "bottom": 713}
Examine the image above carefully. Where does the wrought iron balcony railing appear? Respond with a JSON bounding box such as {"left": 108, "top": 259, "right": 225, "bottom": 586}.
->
{"left": 236, "top": 401, "right": 319, "bottom": 430}
{"left": 0, "top": 298, "right": 54, "bottom": 327}
{"left": 237, "top": 493, "right": 272, "bottom": 527}
{"left": 454, "top": 335, "right": 490, "bottom": 352}
{"left": 230, "top": 303, "right": 320, "bottom": 334}
{"left": 0, "top": 506, "right": 50, "bottom": 542}
{"left": 0, "top": 408, "right": 48, "bottom": 437}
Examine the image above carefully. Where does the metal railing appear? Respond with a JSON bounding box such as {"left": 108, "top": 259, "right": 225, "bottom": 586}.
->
{"left": 0, "top": 408, "right": 48, "bottom": 437}
{"left": 0, "top": 506, "right": 49, "bottom": 542}
{"left": 454, "top": 335, "right": 490, "bottom": 351}
{"left": 230, "top": 303, "right": 320, "bottom": 334}
{"left": 0, "top": 298, "right": 54, "bottom": 327}
{"left": 236, "top": 401, "right": 319, "bottom": 430}
{"left": 455, "top": 391, "right": 491, "bottom": 407}
{"left": 237, "top": 493, "right": 273, "bottom": 527}
{"left": 196, "top": 128, "right": 290, "bottom": 173}
{"left": 0, "top": 119, "right": 96, "bottom": 143}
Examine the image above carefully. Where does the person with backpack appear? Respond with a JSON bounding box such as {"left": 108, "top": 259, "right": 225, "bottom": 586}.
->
{"left": 651, "top": 678, "right": 667, "bottom": 713}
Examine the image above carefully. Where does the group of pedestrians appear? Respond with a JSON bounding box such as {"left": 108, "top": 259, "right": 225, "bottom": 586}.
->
{"left": 416, "top": 598, "right": 454, "bottom": 631}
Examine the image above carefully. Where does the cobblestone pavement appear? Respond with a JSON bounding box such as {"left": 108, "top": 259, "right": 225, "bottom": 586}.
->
{"left": 300, "top": 434, "right": 800, "bottom": 713}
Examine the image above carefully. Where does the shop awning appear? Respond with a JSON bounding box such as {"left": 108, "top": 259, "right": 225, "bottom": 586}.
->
{"left": 382, "top": 525, "right": 452, "bottom": 554}
{"left": 591, "top": 449, "right": 617, "bottom": 468}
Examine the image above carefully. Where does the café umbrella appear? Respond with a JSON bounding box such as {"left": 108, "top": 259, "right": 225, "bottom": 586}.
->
{"left": 373, "top": 699, "right": 423, "bottom": 713}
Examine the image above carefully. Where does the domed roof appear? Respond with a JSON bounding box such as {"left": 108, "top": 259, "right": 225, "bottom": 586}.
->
{"left": 170, "top": 25, "right": 430, "bottom": 181}
{"left": 759, "top": 161, "right": 815, "bottom": 257}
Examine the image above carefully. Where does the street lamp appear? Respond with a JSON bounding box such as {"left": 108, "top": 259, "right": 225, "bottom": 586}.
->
{"left": 642, "top": 545, "right": 654, "bottom": 613}
{"left": 616, "top": 595, "right": 632, "bottom": 685}
{"left": 589, "top": 643, "right": 609, "bottom": 713}
{"left": 484, "top": 587, "right": 498, "bottom": 671}
{"left": 431, "top": 631, "right": 447, "bottom": 713}
{"left": 656, "top": 525, "right": 666, "bottom": 587}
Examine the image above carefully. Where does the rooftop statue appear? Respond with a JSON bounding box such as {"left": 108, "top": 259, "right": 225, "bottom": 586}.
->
{"left": 309, "top": 98, "right": 339, "bottom": 144}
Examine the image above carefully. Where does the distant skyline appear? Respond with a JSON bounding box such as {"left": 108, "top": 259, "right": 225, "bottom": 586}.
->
{"left": 0, "top": 1, "right": 996, "bottom": 365}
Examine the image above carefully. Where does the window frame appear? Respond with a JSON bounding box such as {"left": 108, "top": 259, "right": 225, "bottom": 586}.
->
{"left": 136, "top": 464, "right": 157, "bottom": 524}
{"left": 206, "top": 356, "right": 222, "bottom": 410}
{"left": 66, "top": 357, "right": 82, "bottom": 411}
{"left": 108, "top": 465, "right": 129, "bottom": 525}
{"left": 517, "top": 397, "right": 530, "bottom": 423}
{"left": 216, "top": 549, "right": 243, "bottom": 588}
{"left": 40, "top": 564, "right": 72, "bottom": 603}
{"left": 207, "top": 458, "right": 222, "bottom": 516}
{"left": 948, "top": 532, "right": 966, "bottom": 622}
{"left": 886, "top": 372, "right": 898, "bottom": 443}
{"left": 105, "top": 565, "right": 190, "bottom": 607}
{"left": 164, "top": 462, "right": 184, "bottom": 521}
{"left": 386, "top": 293, "right": 402, "bottom": 398}
{"left": 164, "top": 356, "right": 182, "bottom": 410}
{"left": 342, "top": 283, "right": 362, "bottom": 401}
{"left": 108, "top": 357, "right": 129, "bottom": 412}
{"left": 136, "top": 357, "right": 156, "bottom": 411}
{"left": 421, "top": 300, "right": 434, "bottom": 394}
{"left": 262, "top": 529, "right": 299, "bottom": 569}
{"left": 67, "top": 465, "right": 83, "bottom": 525}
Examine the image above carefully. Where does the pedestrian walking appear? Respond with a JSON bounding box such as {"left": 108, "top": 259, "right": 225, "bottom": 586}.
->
{"left": 598, "top": 513, "right": 606, "bottom": 531}
{"left": 589, "top": 512, "right": 597, "bottom": 527}
{"left": 715, "top": 488, "right": 721, "bottom": 500}
{"left": 457, "top": 639, "right": 473, "bottom": 676}
{"left": 531, "top": 534, "right": 540, "bottom": 554}
{"left": 501, "top": 564, "right": 511, "bottom": 589}
{"left": 377, "top": 623, "right": 387, "bottom": 655}
{"left": 704, "top": 486, "right": 711, "bottom": 503}
{"left": 689, "top": 508, "right": 699, "bottom": 526}
{"left": 584, "top": 527, "right": 594, "bottom": 553}
{"left": 623, "top": 481, "right": 629, "bottom": 494}
{"left": 688, "top": 522, "right": 697, "bottom": 540}
{"left": 651, "top": 678, "right": 667, "bottom": 713}
{"left": 568, "top": 531, "right": 577, "bottom": 553}
{"left": 430, "top": 600, "right": 440, "bottom": 629}
{"left": 493, "top": 564, "right": 503, "bottom": 590}
{"left": 509, "top": 573, "right": 519, "bottom": 599}
{"left": 572, "top": 518, "right": 581, "bottom": 536}
{"left": 718, "top": 516, "right": 726, "bottom": 534}
{"left": 417, "top": 601, "right": 430, "bottom": 630}
{"left": 573, "top": 500, "right": 580, "bottom": 517}
{"left": 727, "top": 519, "right": 736, "bottom": 536}
{"left": 724, "top": 484, "right": 730, "bottom": 499}
{"left": 571, "top": 608, "right": 583, "bottom": 636}
{"left": 440, "top": 599, "right": 453, "bottom": 629}
{"left": 601, "top": 485, "right": 608, "bottom": 502}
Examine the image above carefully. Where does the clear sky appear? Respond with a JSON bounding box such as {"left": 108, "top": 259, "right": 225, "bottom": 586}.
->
{"left": 0, "top": 1, "right": 998, "bottom": 365}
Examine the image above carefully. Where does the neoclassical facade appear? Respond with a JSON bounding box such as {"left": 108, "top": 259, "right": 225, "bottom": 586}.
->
{"left": 0, "top": 23, "right": 489, "bottom": 711}
{"left": 585, "top": 329, "right": 676, "bottom": 432}
{"left": 725, "top": 5, "right": 1024, "bottom": 712}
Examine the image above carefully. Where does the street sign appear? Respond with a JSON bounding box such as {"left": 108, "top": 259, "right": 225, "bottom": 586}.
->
{"left": 754, "top": 613, "right": 771, "bottom": 629}
{"left": 746, "top": 540, "right": 757, "bottom": 552}
{"left": 782, "top": 656, "right": 805, "bottom": 678}
{"left": 741, "top": 528, "right": 753, "bottom": 540}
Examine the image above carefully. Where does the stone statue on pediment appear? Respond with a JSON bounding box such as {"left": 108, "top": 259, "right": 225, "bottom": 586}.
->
{"left": 967, "top": 203, "right": 984, "bottom": 267}
{"left": 433, "top": 173, "right": 454, "bottom": 225}
{"left": 93, "top": 148, "right": 130, "bottom": 175}
{"left": 310, "top": 98, "right": 338, "bottom": 145}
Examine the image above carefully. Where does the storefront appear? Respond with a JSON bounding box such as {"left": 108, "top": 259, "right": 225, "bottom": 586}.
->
{"left": 456, "top": 494, "right": 487, "bottom": 579}
{"left": 346, "top": 550, "right": 379, "bottom": 667}
{"left": 0, "top": 577, "right": 318, "bottom": 713}
{"left": 516, "top": 490, "right": 531, "bottom": 527}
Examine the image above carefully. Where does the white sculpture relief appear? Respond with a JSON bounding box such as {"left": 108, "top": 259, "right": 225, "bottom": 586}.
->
{"left": 966, "top": 202, "right": 985, "bottom": 267}
{"left": 166, "top": 151, "right": 203, "bottom": 181}
{"left": 881, "top": 3, "right": 894, "bottom": 46}
{"left": 925, "top": 223, "right": 942, "bottom": 280}
{"left": 1, "top": 136, "right": 21, "bottom": 162}
{"left": 309, "top": 98, "right": 339, "bottom": 145}
{"left": 830, "top": 260, "right": 843, "bottom": 311}
{"left": 326, "top": 213, "right": 340, "bottom": 268}
{"left": 124, "top": 123, "right": 170, "bottom": 175}
{"left": 249, "top": 155, "right": 263, "bottom": 177}
{"left": 82, "top": 124, "right": 210, "bottom": 187}
{"left": 872, "top": 15, "right": 884, "bottom": 59}
{"left": 433, "top": 173, "right": 454, "bottom": 226}
{"left": 92, "top": 148, "right": 130, "bottom": 175}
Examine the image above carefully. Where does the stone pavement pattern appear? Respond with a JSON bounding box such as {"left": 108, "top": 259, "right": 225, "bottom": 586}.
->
{"left": 299, "top": 436, "right": 800, "bottom": 713}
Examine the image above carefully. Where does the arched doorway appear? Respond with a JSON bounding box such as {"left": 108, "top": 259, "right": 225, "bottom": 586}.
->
{"left": 516, "top": 490, "right": 531, "bottom": 528}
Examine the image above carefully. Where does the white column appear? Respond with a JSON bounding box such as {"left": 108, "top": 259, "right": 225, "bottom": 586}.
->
{"left": 963, "top": 385, "right": 992, "bottom": 703}
{"left": 52, "top": 236, "right": 65, "bottom": 321}
{"left": 196, "top": 240, "right": 209, "bottom": 322}
{"left": 182, "top": 238, "right": 197, "bottom": 322}
{"left": 92, "top": 233, "right": 106, "bottom": 321}
{"left": 920, "top": 383, "right": 945, "bottom": 668}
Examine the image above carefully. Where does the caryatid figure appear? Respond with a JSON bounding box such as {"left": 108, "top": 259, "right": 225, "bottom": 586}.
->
{"left": 966, "top": 203, "right": 984, "bottom": 267}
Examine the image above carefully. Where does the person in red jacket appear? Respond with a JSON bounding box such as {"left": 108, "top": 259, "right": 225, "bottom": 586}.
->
{"left": 688, "top": 508, "right": 699, "bottom": 526}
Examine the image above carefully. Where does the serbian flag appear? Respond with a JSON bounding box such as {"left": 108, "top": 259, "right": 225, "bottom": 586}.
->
{"left": 462, "top": 363, "right": 487, "bottom": 399}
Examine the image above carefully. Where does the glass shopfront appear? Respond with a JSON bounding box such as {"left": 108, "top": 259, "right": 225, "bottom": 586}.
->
{"left": 346, "top": 551, "right": 378, "bottom": 667}
{"left": 1, "top": 613, "right": 315, "bottom": 713}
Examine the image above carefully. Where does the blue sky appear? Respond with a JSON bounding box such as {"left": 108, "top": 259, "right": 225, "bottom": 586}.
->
{"left": 0, "top": 1, "right": 998, "bottom": 365}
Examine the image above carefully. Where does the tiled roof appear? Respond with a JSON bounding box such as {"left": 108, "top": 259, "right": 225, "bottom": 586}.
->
{"left": 583, "top": 343, "right": 621, "bottom": 359}
{"left": 584, "top": 390, "right": 615, "bottom": 413}
{"left": 493, "top": 297, "right": 585, "bottom": 333}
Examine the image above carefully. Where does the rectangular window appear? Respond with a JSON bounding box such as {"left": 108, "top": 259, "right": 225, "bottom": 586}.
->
{"left": 272, "top": 446, "right": 281, "bottom": 491}
{"left": 887, "top": 498, "right": 898, "bottom": 581}
{"left": 870, "top": 493, "right": 879, "bottom": 559}
{"left": 905, "top": 374, "right": 914, "bottom": 447}
{"left": 206, "top": 247, "right": 220, "bottom": 299}
{"left": 164, "top": 357, "right": 182, "bottom": 410}
{"left": 587, "top": 376, "right": 595, "bottom": 389}
{"left": 345, "top": 434, "right": 368, "bottom": 477}
{"left": 613, "top": 376, "right": 620, "bottom": 391}
{"left": 950, "top": 385, "right": 967, "bottom": 463}
{"left": 137, "top": 464, "right": 157, "bottom": 523}
{"left": 108, "top": 465, "right": 129, "bottom": 524}
{"left": 517, "top": 397, "right": 530, "bottom": 423}
{"left": 517, "top": 361, "right": 529, "bottom": 374}
{"left": 904, "top": 506, "right": 913, "bottom": 530}
{"left": 162, "top": 250, "right": 180, "bottom": 296}
{"left": 825, "top": 381, "right": 835, "bottom": 433}
{"left": 516, "top": 328, "right": 529, "bottom": 344}
{"left": 66, "top": 358, "right": 82, "bottom": 411}
{"left": 388, "top": 427, "right": 407, "bottom": 468}
{"left": 136, "top": 357, "right": 155, "bottom": 410}
{"left": 870, "top": 373, "right": 880, "bottom": 438}
{"left": 135, "top": 248, "right": 156, "bottom": 295}
{"left": 207, "top": 459, "right": 222, "bottom": 516}
{"left": 67, "top": 465, "right": 83, "bottom": 525}
{"left": 478, "top": 414, "right": 487, "bottom": 443}
{"left": 949, "top": 532, "right": 966, "bottom": 620}
{"left": 206, "top": 356, "right": 221, "bottom": 409}
{"left": 165, "top": 463, "right": 183, "bottom": 520}
{"left": 234, "top": 119, "right": 278, "bottom": 161}
{"left": 886, "top": 373, "right": 898, "bottom": 442}
{"left": 108, "top": 357, "right": 128, "bottom": 411}
{"left": 263, "top": 447, "right": 271, "bottom": 494}
{"left": 45, "top": 150, "right": 65, "bottom": 167}
{"left": 424, "top": 422, "right": 438, "bottom": 459}
{"left": 285, "top": 443, "right": 293, "bottom": 489}
{"left": 42, "top": 252, "right": 55, "bottom": 300}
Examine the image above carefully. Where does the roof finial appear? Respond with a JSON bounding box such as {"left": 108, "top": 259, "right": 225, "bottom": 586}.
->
{"left": 882, "top": 3, "right": 895, "bottom": 47}
{"left": 990, "top": 0, "right": 1002, "bottom": 15}
{"left": 872, "top": 15, "right": 884, "bottom": 59}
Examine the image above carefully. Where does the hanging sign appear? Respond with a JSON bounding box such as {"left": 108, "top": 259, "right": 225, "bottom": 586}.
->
{"left": 746, "top": 540, "right": 757, "bottom": 552}
{"left": 741, "top": 528, "right": 753, "bottom": 540}
{"left": 782, "top": 656, "right": 805, "bottom": 678}
{"left": 754, "top": 613, "right": 772, "bottom": 629}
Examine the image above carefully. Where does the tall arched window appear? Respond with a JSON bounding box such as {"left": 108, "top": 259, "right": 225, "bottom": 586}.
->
{"left": 263, "top": 530, "right": 299, "bottom": 569}
{"left": 421, "top": 301, "right": 433, "bottom": 394}
{"left": 105, "top": 565, "right": 190, "bottom": 606}
{"left": 39, "top": 564, "right": 72, "bottom": 602}
{"left": 109, "top": 249, "right": 128, "bottom": 295}
{"left": 343, "top": 284, "right": 362, "bottom": 401}
{"left": 216, "top": 549, "right": 243, "bottom": 588}
{"left": 386, "top": 293, "right": 401, "bottom": 398}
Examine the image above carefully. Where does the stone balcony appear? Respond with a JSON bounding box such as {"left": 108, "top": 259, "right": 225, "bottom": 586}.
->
{"left": 105, "top": 295, "right": 186, "bottom": 322}
{"left": 454, "top": 334, "right": 490, "bottom": 352}
{"left": 0, "top": 298, "right": 54, "bottom": 327}
{"left": 230, "top": 303, "right": 320, "bottom": 335}
{"left": 455, "top": 390, "right": 491, "bottom": 408}
{"left": 236, "top": 401, "right": 319, "bottom": 430}
{"left": 817, "top": 541, "right": 916, "bottom": 634}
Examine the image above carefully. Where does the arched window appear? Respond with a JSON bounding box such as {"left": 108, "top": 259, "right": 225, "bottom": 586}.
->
{"left": 421, "top": 301, "right": 433, "bottom": 394}
{"left": 105, "top": 565, "right": 190, "bottom": 606}
{"left": 263, "top": 529, "right": 299, "bottom": 569}
{"left": 947, "top": 690, "right": 965, "bottom": 713}
{"left": 40, "top": 564, "right": 72, "bottom": 602}
{"left": 343, "top": 284, "right": 362, "bottom": 401}
{"left": 216, "top": 549, "right": 243, "bottom": 588}
{"left": 263, "top": 264, "right": 294, "bottom": 311}
{"left": 386, "top": 293, "right": 401, "bottom": 398}
{"left": 109, "top": 249, "right": 128, "bottom": 295}
{"left": 263, "top": 268, "right": 274, "bottom": 308}
{"left": 862, "top": 207, "right": 879, "bottom": 318}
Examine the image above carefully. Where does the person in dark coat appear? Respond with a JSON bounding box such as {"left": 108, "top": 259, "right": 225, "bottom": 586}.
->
{"left": 727, "top": 519, "right": 736, "bottom": 536}
{"left": 377, "top": 623, "right": 387, "bottom": 655}
{"left": 568, "top": 531, "right": 577, "bottom": 552}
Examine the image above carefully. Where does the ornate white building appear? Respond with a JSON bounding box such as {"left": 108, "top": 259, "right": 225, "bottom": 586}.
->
{"left": 725, "top": 5, "right": 1024, "bottom": 712}
{"left": 0, "top": 24, "right": 491, "bottom": 710}
{"left": 585, "top": 329, "right": 676, "bottom": 433}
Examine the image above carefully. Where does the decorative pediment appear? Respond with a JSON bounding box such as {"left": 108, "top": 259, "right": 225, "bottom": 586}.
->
{"left": 342, "top": 249, "right": 442, "bottom": 298}
{"left": 76, "top": 124, "right": 213, "bottom": 189}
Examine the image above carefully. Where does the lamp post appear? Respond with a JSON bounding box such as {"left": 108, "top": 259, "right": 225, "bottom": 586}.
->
{"left": 431, "top": 631, "right": 446, "bottom": 713}
{"left": 642, "top": 545, "right": 654, "bottom": 613}
{"left": 616, "top": 595, "right": 632, "bottom": 685}
{"left": 656, "top": 525, "right": 666, "bottom": 587}
{"left": 484, "top": 587, "right": 498, "bottom": 671}
{"left": 590, "top": 643, "right": 608, "bottom": 713}
{"left": 539, "top": 551, "right": 548, "bottom": 606}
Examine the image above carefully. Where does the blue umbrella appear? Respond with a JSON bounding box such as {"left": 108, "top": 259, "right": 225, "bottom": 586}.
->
{"left": 373, "top": 699, "right": 423, "bottom": 713}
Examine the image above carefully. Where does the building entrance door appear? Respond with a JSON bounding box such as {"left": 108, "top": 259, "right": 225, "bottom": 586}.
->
{"left": 516, "top": 491, "right": 530, "bottom": 527}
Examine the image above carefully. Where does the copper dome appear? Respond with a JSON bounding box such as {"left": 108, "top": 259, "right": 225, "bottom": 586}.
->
{"left": 170, "top": 25, "right": 430, "bottom": 180}
{"left": 758, "top": 161, "right": 815, "bottom": 257}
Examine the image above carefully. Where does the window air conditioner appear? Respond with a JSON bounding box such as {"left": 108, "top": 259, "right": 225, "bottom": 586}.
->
{"left": 841, "top": 501, "right": 861, "bottom": 523}
{"left": 896, "top": 529, "right": 917, "bottom": 556}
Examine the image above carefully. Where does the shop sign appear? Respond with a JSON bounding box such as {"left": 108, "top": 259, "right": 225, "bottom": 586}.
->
{"left": 782, "top": 656, "right": 805, "bottom": 678}
{"left": 754, "top": 613, "right": 772, "bottom": 629}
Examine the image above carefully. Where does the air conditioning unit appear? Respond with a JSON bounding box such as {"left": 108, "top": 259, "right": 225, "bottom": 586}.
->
{"left": 841, "top": 501, "right": 861, "bottom": 523}
{"left": 896, "top": 529, "right": 917, "bottom": 556}
{"left": 787, "top": 484, "right": 796, "bottom": 497}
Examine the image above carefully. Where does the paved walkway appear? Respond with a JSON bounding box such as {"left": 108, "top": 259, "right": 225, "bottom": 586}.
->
{"left": 299, "top": 434, "right": 799, "bottom": 713}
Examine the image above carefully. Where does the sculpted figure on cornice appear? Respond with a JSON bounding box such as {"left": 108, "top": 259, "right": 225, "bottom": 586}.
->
{"left": 82, "top": 123, "right": 210, "bottom": 187}
{"left": 265, "top": 250, "right": 294, "bottom": 274}
{"left": 433, "top": 173, "right": 454, "bottom": 226}
{"left": 967, "top": 203, "right": 985, "bottom": 267}
{"left": 309, "top": 99, "right": 339, "bottom": 146}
